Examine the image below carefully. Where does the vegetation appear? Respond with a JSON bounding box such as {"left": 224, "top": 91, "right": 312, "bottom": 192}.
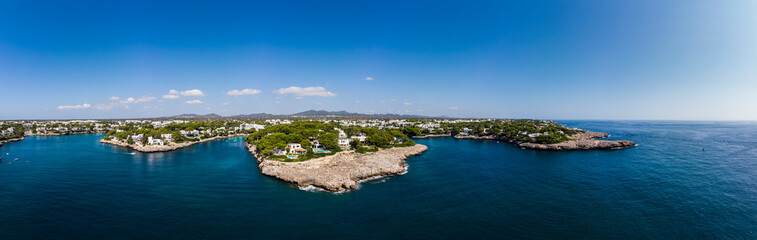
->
{"left": 103, "top": 120, "right": 250, "bottom": 144}
{"left": 403, "top": 119, "right": 580, "bottom": 144}
{"left": 246, "top": 121, "right": 415, "bottom": 162}
{"left": 0, "top": 124, "right": 24, "bottom": 141}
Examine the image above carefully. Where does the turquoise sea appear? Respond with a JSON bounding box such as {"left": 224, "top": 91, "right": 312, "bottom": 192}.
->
{"left": 1, "top": 121, "right": 756, "bottom": 239}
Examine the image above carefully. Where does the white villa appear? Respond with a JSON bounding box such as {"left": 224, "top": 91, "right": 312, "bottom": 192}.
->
{"left": 147, "top": 136, "right": 164, "bottom": 146}
{"left": 287, "top": 143, "right": 306, "bottom": 155}
{"left": 338, "top": 137, "right": 351, "bottom": 148}
{"left": 161, "top": 134, "right": 173, "bottom": 142}
{"left": 131, "top": 134, "right": 144, "bottom": 142}
{"left": 242, "top": 123, "right": 266, "bottom": 131}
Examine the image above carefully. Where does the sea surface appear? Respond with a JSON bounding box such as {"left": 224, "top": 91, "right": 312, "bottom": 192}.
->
{"left": 1, "top": 121, "right": 757, "bottom": 239}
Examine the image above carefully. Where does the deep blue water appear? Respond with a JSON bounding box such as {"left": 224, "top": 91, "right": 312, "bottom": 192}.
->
{"left": 1, "top": 121, "right": 757, "bottom": 239}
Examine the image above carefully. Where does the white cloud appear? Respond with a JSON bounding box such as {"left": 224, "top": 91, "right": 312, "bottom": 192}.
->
{"left": 404, "top": 102, "right": 412, "bottom": 106}
{"left": 57, "top": 103, "right": 91, "bottom": 110}
{"left": 185, "top": 100, "right": 203, "bottom": 104}
{"left": 380, "top": 100, "right": 386, "bottom": 103}
{"left": 390, "top": 99, "right": 397, "bottom": 102}
{"left": 227, "top": 88, "right": 262, "bottom": 96}
{"left": 275, "top": 86, "right": 336, "bottom": 99}
{"left": 365, "top": 77, "right": 374, "bottom": 81}
{"left": 449, "top": 106, "right": 459, "bottom": 110}
{"left": 120, "top": 96, "right": 156, "bottom": 104}
{"left": 163, "top": 89, "right": 180, "bottom": 99}
{"left": 180, "top": 89, "right": 205, "bottom": 97}
{"left": 108, "top": 97, "right": 120, "bottom": 101}
{"left": 222, "top": 102, "right": 230, "bottom": 106}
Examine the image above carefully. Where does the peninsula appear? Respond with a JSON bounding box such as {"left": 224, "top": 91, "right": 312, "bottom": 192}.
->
{"left": 244, "top": 121, "right": 424, "bottom": 192}
{"left": 403, "top": 119, "right": 636, "bottom": 151}
{"left": 99, "top": 119, "right": 261, "bottom": 152}
{"left": 0, "top": 123, "right": 24, "bottom": 147}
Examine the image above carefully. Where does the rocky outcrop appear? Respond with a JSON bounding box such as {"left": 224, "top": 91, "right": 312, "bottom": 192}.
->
{"left": 0, "top": 137, "right": 24, "bottom": 147}
{"left": 251, "top": 144, "right": 428, "bottom": 192}
{"left": 100, "top": 134, "right": 245, "bottom": 152}
{"left": 517, "top": 131, "right": 635, "bottom": 151}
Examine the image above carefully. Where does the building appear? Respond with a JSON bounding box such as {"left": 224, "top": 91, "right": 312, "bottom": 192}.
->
{"left": 161, "top": 134, "right": 173, "bottom": 142}
{"left": 311, "top": 140, "right": 324, "bottom": 150}
{"left": 242, "top": 123, "right": 266, "bottom": 131}
{"left": 131, "top": 134, "right": 144, "bottom": 142}
{"left": 338, "top": 137, "right": 351, "bottom": 148}
{"left": 287, "top": 143, "right": 306, "bottom": 155}
{"left": 147, "top": 136, "right": 164, "bottom": 146}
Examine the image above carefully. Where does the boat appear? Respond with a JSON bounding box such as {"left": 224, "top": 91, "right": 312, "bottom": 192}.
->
{"left": 14, "top": 158, "right": 19, "bottom": 161}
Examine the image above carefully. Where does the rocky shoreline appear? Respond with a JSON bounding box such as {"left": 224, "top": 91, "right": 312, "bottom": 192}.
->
{"left": 248, "top": 144, "right": 428, "bottom": 192}
{"left": 100, "top": 134, "right": 246, "bottom": 152}
{"left": 0, "top": 137, "right": 24, "bottom": 147}
{"left": 453, "top": 131, "right": 635, "bottom": 151}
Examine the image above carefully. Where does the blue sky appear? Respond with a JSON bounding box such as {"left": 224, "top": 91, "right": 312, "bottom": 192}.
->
{"left": 1, "top": 0, "right": 756, "bottom": 120}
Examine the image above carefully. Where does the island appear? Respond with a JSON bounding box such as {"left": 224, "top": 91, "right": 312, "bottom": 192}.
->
{"left": 244, "top": 121, "right": 426, "bottom": 192}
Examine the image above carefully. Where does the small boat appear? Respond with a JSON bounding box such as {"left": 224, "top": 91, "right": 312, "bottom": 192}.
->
{"left": 14, "top": 158, "right": 19, "bottom": 161}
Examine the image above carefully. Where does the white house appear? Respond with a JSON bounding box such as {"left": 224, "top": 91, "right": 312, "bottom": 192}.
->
{"left": 147, "top": 136, "right": 164, "bottom": 146}
{"left": 311, "top": 140, "right": 324, "bottom": 150}
{"left": 287, "top": 143, "right": 306, "bottom": 155}
{"left": 181, "top": 130, "right": 200, "bottom": 138}
{"left": 161, "top": 134, "right": 173, "bottom": 142}
{"left": 242, "top": 123, "right": 266, "bottom": 131}
{"left": 131, "top": 134, "right": 144, "bottom": 142}
{"left": 338, "top": 137, "right": 351, "bottom": 148}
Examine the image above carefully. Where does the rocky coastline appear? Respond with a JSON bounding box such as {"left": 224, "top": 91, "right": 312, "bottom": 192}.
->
{"left": 0, "top": 137, "right": 24, "bottom": 147}
{"left": 248, "top": 144, "right": 428, "bottom": 192}
{"left": 100, "top": 134, "right": 246, "bottom": 152}
{"left": 453, "top": 131, "right": 635, "bottom": 151}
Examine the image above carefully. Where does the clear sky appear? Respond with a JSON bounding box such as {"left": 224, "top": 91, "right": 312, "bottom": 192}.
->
{"left": 1, "top": 0, "right": 756, "bottom": 120}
